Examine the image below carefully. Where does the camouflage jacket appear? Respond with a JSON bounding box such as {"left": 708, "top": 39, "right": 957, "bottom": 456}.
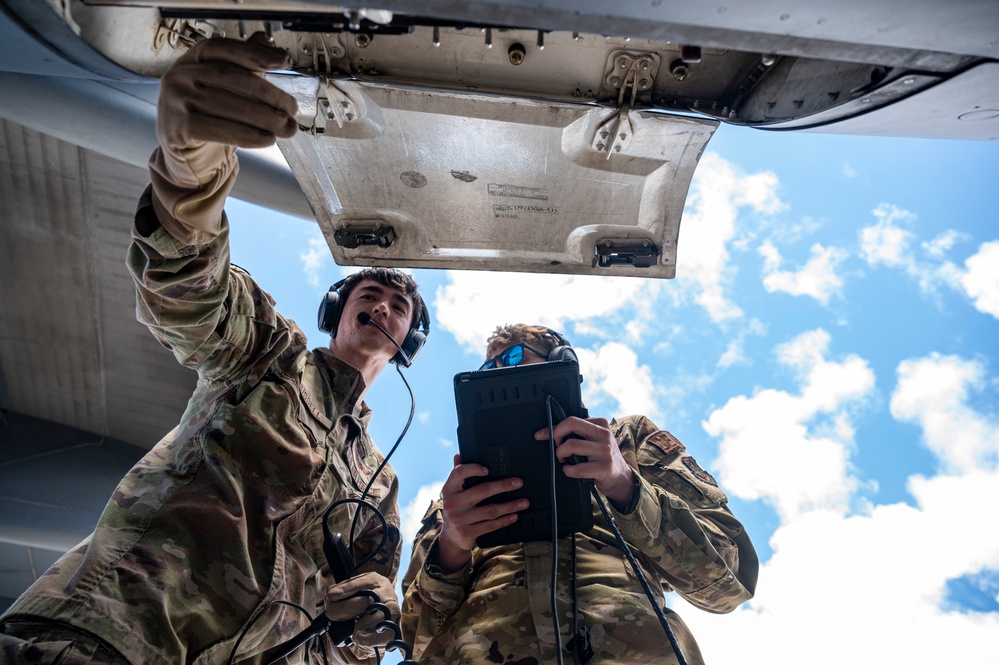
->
{"left": 3, "top": 190, "right": 401, "bottom": 665}
{"left": 401, "top": 416, "right": 758, "bottom": 665}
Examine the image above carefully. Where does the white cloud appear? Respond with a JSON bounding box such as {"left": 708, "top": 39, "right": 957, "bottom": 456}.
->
{"left": 299, "top": 231, "right": 330, "bottom": 290}
{"left": 842, "top": 161, "right": 858, "bottom": 179}
{"left": 433, "top": 270, "right": 656, "bottom": 354}
{"left": 704, "top": 329, "right": 874, "bottom": 521}
{"left": 717, "top": 339, "right": 745, "bottom": 369}
{"left": 400, "top": 481, "right": 444, "bottom": 544}
{"left": 759, "top": 241, "right": 848, "bottom": 305}
{"left": 624, "top": 318, "right": 649, "bottom": 345}
{"left": 688, "top": 349, "right": 999, "bottom": 664}
{"left": 891, "top": 353, "right": 999, "bottom": 473}
{"left": 859, "top": 203, "right": 918, "bottom": 270}
{"left": 575, "top": 343, "right": 660, "bottom": 421}
{"left": 960, "top": 241, "right": 999, "bottom": 319}
{"left": 677, "top": 152, "right": 784, "bottom": 323}
{"left": 923, "top": 230, "right": 969, "bottom": 258}
{"left": 717, "top": 318, "right": 767, "bottom": 369}
{"left": 683, "top": 472, "right": 999, "bottom": 664}
{"left": 858, "top": 204, "right": 998, "bottom": 317}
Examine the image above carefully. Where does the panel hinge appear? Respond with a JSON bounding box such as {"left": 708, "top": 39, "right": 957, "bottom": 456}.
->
{"left": 308, "top": 77, "right": 362, "bottom": 134}
{"left": 592, "top": 52, "right": 661, "bottom": 158}
{"left": 593, "top": 238, "right": 660, "bottom": 268}
{"left": 154, "top": 18, "right": 223, "bottom": 51}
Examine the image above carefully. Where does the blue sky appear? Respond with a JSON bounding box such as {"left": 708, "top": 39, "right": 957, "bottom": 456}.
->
{"left": 227, "top": 124, "right": 999, "bottom": 663}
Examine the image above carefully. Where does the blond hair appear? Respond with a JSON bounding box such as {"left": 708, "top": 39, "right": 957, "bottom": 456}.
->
{"left": 484, "top": 324, "right": 564, "bottom": 362}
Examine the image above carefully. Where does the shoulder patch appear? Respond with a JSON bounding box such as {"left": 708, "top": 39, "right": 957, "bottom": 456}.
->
{"left": 645, "top": 430, "right": 685, "bottom": 457}
{"left": 682, "top": 456, "right": 718, "bottom": 487}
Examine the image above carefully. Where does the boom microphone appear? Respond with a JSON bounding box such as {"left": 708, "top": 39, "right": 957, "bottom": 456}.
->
{"left": 357, "top": 312, "right": 411, "bottom": 366}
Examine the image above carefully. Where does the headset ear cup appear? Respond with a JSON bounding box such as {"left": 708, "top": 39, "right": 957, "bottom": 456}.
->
{"left": 318, "top": 288, "right": 343, "bottom": 336}
{"left": 548, "top": 345, "right": 578, "bottom": 364}
{"left": 395, "top": 329, "right": 427, "bottom": 367}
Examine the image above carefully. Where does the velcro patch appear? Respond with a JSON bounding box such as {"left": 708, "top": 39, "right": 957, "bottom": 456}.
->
{"left": 645, "top": 430, "right": 684, "bottom": 457}
{"left": 682, "top": 456, "right": 718, "bottom": 487}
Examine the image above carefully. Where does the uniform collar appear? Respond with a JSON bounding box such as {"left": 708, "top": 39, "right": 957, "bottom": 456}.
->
{"left": 313, "top": 347, "right": 370, "bottom": 419}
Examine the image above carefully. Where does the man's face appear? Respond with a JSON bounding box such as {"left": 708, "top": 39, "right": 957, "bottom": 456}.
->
{"left": 337, "top": 278, "right": 416, "bottom": 360}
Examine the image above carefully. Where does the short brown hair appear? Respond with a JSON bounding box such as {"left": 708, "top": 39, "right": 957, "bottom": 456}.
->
{"left": 485, "top": 324, "right": 565, "bottom": 362}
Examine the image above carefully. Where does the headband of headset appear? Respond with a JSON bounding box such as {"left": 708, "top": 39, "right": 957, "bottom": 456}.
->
{"left": 317, "top": 274, "right": 430, "bottom": 367}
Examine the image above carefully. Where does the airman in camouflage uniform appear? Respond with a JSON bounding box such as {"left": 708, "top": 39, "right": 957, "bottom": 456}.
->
{"left": 2, "top": 37, "right": 423, "bottom": 664}
{"left": 402, "top": 325, "right": 758, "bottom": 665}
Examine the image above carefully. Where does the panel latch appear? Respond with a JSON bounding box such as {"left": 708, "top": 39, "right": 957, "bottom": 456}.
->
{"left": 333, "top": 224, "right": 396, "bottom": 249}
{"left": 594, "top": 238, "right": 660, "bottom": 268}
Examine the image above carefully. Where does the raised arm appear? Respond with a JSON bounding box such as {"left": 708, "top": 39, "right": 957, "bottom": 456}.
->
{"left": 126, "top": 36, "right": 299, "bottom": 382}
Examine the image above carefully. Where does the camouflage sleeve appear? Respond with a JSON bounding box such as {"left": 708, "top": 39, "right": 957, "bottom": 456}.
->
{"left": 126, "top": 186, "right": 297, "bottom": 383}
{"left": 609, "top": 417, "right": 760, "bottom": 614}
{"left": 400, "top": 499, "right": 473, "bottom": 655}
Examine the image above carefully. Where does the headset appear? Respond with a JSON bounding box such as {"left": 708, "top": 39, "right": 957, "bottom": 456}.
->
{"left": 318, "top": 274, "right": 431, "bottom": 367}
{"left": 543, "top": 329, "right": 578, "bottom": 364}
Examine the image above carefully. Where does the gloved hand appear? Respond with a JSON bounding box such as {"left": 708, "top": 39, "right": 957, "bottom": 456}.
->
{"left": 323, "top": 572, "right": 401, "bottom": 652}
{"left": 150, "top": 34, "right": 298, "bottom": 236}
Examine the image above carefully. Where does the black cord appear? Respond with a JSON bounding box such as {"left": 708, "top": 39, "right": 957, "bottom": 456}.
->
{"left": 545, "top": 395, "right": 565, "bottom": 665}
{"left": 348, "top": 362, "right": 415, "bottom": 556}
{"left": 540, "top": 394, "right": 686, "bottom": 665}
{"left": 317, "top": 634, "right": 329, "bottom": 665}
{"left": 571, "top": 533, "right": 580, "bottom": 665}
{"left": 305, "top": 630, "right": 330, "bottom": 665}
{"left": 335, "top": 363, "right": 416, "bottom": 664}
{"left": 226, "top": 599, "right": 314, "bottom": 664}
{"left": 590, "top": 487, "right": 688, "bottom": 665}
{"left": 325, "top": 497, "right": 389, "bottom": 573}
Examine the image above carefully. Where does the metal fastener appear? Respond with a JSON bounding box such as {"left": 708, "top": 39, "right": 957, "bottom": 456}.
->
{"left": 508, "top": 43, "right": 526, "bottom": 65}
{"left": 669, "top": 60, "right": 688, "bottom": 81}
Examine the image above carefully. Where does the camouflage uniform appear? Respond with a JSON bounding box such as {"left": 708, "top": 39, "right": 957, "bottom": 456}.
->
{"left": 1, "top": 189, "right": 401, "bottom": 664}
{"left": 401, "top": 416, "right": 758, "bottom": 665}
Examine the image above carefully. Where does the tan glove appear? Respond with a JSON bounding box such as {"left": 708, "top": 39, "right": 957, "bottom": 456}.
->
{"left": 323, "top": 572, "right": 401, "bottom": 652}
{"left": 150, "top": 35, "right": 298, "bottom": 237}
